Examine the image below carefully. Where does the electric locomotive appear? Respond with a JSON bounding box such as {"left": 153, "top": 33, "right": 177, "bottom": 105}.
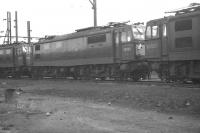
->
{"left": 31, "top": 22, "right": 147, "bottom": 80}
{"left": 144, "top": 4, "right": 200, "bottom": 82}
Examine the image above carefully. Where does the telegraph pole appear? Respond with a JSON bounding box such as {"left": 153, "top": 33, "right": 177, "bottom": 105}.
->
{"left": 89, "top": 0, "right": 97, "bottom": 27}
{"left": 6, "top": 12, "right": 11, "bottom": 44}
{"left": 14, "top": 11, "right": 18, "bottom": 43}
{"left": 6, "top": 12, "right": 9, "bottom": 44}
{"left": 27, "top": 21, "right": 31, "bottom": 44}
{"left": 9, "top": 12, "right": 11, "bottom": 44}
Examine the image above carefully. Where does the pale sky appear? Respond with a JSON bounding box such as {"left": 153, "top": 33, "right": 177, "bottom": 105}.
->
{"left": 0, "top": 0, "right": 199, "bottom": 43}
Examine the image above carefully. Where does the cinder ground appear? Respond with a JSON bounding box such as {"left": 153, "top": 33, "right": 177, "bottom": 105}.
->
{"left": 0, "top": 79, "right": 200, "bottom": 133}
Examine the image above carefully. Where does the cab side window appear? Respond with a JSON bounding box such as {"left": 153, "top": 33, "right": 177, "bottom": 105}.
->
{"left": 152, "top": 25, "right": 159, "bottom": 38}
{"left": 146, "top": 25, "right": 160, "bottom": 39}
{"left": 163, "top": 24, "right": 167, "bottom": 37}
{"left": 121, "top": 31, "right": 132, "bottom": 43}
{"left": 35, "top": 45, "right": 40, "bottom": 51}
{"left": 114, "top": 32, "right": 119, "bottom": 45}
{"left": 127, "top": 31, "right": 132, "bottom": 42}
{"left": 146, "top": 26, "right": 151, "bottom": 39}
{"left": 121, "top": 32, "right": 127, "bottom": 42}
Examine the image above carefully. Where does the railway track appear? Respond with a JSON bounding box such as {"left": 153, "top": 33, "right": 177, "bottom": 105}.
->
{"left": 93, "top": 79, "right": 200, "bottom": 88}
{"left": 4, "top": 75, "right": 200, "bottom": 89}
{"left": 18, "top": 76, "right": 199, "bottom": 89}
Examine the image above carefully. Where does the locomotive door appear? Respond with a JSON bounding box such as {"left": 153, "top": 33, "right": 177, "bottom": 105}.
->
{"left": 15, "top": 45, "right": 24, "bottom": 66}
{"left": 15, "top": 44, "right": 32, "bottom": 67}
{"left": 145, "top": 21, "right": 162, "bottom": 59}
{"left": 23, "top": 44, "right": 32, "bottom": 66}
{"left": 116, "top": 29, "right": 135, "bottom": 61}
{"left": 114, "top": 29, "right": 135, "bottom": 61}
{"left": 113, "top": 31, "right": 121, "bottom": 61}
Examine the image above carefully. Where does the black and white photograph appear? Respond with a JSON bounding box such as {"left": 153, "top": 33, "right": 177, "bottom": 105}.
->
{"left": 0, "top": 0, "right": 200, "bottom": 132}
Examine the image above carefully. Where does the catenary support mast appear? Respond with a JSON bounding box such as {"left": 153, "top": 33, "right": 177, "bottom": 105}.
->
{"left": 89, "top": 0, "right": 97, "bottom": 27}
{"left": 14, "top": 11, "right": 18, "bottom": 43}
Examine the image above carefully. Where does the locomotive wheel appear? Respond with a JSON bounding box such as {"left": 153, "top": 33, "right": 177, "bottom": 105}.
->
{"left": 158, "top": 70, "right": 170, "bottom": 82}
{"left": 130, "top": 71, "right": 141, "bottom": 81}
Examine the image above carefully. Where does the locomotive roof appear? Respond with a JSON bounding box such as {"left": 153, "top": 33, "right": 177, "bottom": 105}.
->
{"left": 168, "top": 9, "right": 200, "bottom": 20}
{"left": 146, "top": 17, "right": 168, "bottom": 25}
{"left": 36, "top": 24, "right": 132, "bottom": 44}
{"left": 165, "top": 4, "right": 200, "bottom": 15}
{"left": 147, "top": 6, "right": 200, "bottom": 24}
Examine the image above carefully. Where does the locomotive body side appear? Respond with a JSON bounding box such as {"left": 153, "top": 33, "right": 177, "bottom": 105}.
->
{"left": 33, "top": 29, "right": 114, "bottom": 67}
{"left": 168, "top": 11, "right": 200, "bottom": 81}
{"left": 31, "top": 27, "right": 115, "bottom": 78}
{"left": 30, "top": 24, "right": 147, "bottom": 80}
{"left": 168, "top": 11, "right": 200, "bottom": 61}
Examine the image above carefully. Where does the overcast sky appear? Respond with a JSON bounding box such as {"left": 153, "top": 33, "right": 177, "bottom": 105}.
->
{"left": 0, "top": 0, "right": 199, "bottom": 42}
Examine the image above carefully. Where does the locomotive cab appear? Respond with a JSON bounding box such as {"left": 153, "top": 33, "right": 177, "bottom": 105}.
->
{"left": 113, "top": 23, "right": 145, "bottom": 62}
{"left": 145, "top": 18, "right": 168, "bottom": 60}
{"left": 14, "top": 43, "right": 32, "bottom": 66}
{"left": 132, "top": 24, "right": 145, "bottom": 57}
{"left": 112, "top": 23, "right": 148, "bottom": 80}
{"left": 14, "top": 43, "right": 32, "bottom": 77}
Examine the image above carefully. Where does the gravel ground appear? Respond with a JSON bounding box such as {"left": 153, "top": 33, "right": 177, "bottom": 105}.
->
{"left": 0, "top": 79, "right": 200, "bottom": 133}
{"left": 19, "top": 79, "right": 200, "bottom": 115}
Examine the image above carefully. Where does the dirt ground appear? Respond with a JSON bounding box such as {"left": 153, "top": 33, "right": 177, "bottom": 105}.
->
{"left": 0, "top": 79, "right": 200, "bottom": 133}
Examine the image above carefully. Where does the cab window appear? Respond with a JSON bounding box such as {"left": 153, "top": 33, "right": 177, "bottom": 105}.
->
{"left": 163, "top": 24, "right": 167, "bottom": 37}
{"left": 127, "top": 31, "right": 132, "bottom": 42}
{"left": 35, "top": 45, "right": 40, "bottom": 51}
{"left": 121, "top": 32, "right": 127, "bottom": 42}
{"left": 152, "top": 25, "right": 159, "bottom": 38}
{"left": 146, "top": 26, "right": 151, "bottom": 39}
{"left": 114, "top": 32, "right": 119, "bottom": 45}
{"left": 132, "top": 25, "right": 145, "bottom": 40}
{"left": 121, "top": 31, "right": 132, "bottom": 43}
